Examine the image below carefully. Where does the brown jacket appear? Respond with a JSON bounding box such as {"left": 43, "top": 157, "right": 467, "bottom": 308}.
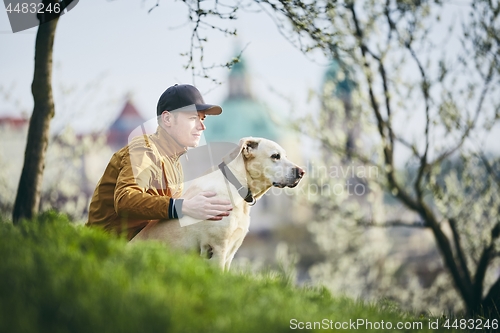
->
{"left": 86, "top": 126, "right": 186, "bottom": 240}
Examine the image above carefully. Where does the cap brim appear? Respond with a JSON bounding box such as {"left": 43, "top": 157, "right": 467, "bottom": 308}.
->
{"left": 196, "top": 104, "right": 222, "bottom": 115}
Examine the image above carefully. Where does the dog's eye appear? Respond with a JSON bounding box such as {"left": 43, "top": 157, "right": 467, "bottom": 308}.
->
{"left": 271, "top": 153, "right": 281, "bottom": 160}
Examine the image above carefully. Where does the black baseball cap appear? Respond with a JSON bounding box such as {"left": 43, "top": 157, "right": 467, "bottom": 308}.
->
{"left": 156, "top": 84, "right": 223, "bottom": 116}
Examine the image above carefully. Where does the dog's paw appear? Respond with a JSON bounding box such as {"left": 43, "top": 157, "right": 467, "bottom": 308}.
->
{"left": 201, "top": 244, "right": 214, "bottom": 259}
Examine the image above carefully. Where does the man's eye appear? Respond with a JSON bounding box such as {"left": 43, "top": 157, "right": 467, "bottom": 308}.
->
{"left": 271, "top": 153, "right": 281, "bottom": 160}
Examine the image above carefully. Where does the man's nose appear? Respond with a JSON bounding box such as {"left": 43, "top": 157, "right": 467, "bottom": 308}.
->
{"left": 198, "top": 119, "right": 206, "bottom": 130}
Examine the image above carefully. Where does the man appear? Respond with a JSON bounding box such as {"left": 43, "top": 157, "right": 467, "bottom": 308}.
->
{"left": 86, "top": 84, "right": 233, "bottom": 240}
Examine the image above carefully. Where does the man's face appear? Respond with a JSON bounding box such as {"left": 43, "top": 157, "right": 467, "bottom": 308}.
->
{"left": 166, "top": 110, "right": 207, "bottom": 148}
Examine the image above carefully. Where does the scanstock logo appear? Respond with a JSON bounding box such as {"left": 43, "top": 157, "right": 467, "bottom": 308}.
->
{"left": 3, "top": 0, "right": 79, "bottom": 33}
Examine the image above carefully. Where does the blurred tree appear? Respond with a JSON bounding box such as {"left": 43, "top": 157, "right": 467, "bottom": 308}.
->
{"left": 13, "top": 0, "right": 76, "bottom": 223}
{"left": 176, "top": 0, "right": 500, "bottom": 315}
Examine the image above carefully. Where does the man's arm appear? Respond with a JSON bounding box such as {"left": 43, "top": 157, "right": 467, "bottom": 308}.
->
{"left": 114, "top": 143, "right": 174, "bottom": 220}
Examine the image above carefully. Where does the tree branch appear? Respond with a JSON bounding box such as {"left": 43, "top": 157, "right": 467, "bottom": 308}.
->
{"left": 419, "top": 203, "right": 475, "bottom": 309}
{"left": 405, "top": 41, "right": 431, "bottom": 201}
{"left": 448, "top": 218, "right": 473, "bottom": 289}
{"left": 348, "top": 2, "right": 420, "bottom": 213}
{"left": 474, "top": 223, "right": 500, "bottom": 306}
{"left": 430, "top": 59, "right": 495, "bottom": 167}
{"left": 482, "top": 274, "right": 500, "bottom": 315}
{"left": 359, "top": 219, "right": 427, "bottom": 228}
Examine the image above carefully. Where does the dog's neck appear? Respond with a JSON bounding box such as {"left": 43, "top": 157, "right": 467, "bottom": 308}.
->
{"left": 246, "top": 179, "right": 272, "bottom": 200}
{"left": 253, "top": 186, "right": 272, "bottom": 199}
{"left": 223, "top": 153, "right": 247, "bottom": 187}
{"left": 238, "top": 158, "right": 274, "bottom": 201}
{"left": 222, "top": 153, "right": 274, "bottom": 203}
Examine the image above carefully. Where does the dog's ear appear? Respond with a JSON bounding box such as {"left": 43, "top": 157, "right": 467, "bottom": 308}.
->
{"left": 242, "top": 138, "right": 259, "bottom": 159}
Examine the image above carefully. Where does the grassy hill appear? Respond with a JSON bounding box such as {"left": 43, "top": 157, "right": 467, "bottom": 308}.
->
{"left": 0, "top": 212, "right": 458, "bottom": 332}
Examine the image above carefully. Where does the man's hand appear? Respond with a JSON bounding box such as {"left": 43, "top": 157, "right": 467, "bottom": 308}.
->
{"left": 181, "top": 191, "right": 232, "bottom": 221}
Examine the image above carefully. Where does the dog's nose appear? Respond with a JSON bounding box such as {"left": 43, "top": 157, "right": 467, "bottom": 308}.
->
{"left": 294, "top": 167, "right": 305, "bottom": 179}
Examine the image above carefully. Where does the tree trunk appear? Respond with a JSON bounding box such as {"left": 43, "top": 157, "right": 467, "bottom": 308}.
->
{"left": 481, "top": 276, "right": 500, "bottom": 316}
{"left": 12, "top": 16, "right": 59, "bottom": 224}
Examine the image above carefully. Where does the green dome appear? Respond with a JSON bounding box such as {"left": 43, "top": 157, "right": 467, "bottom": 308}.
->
{"left": 203, "top": 98, "right": 279, "bottom": 144}
{"left": 229, "top": 58, "right": 247, "bottom": 76}
{"left": 323, "top": 59, "right": 356, "bottom": 97}
{"left": 204, "top": 52, "right": 280, "bottom": 144}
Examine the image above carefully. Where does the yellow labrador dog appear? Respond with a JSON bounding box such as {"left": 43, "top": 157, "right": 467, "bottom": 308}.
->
{"left": 130, "top": 137, "right": 305, "bottom": 271}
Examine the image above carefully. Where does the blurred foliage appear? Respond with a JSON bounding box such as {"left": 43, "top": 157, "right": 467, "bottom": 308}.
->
{"left": 274, "top": 0, "right": 500, "bottom": 316}
{"left": 0, "top": 126, "right": 109, "bottom": 222}
{"left": 39, "top": 128, "right": 109, "bottom": 221}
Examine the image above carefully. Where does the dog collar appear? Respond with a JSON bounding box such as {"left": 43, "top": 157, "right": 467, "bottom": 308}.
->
{"left": 218, "top": 162, "right": 256, "bottom": 205}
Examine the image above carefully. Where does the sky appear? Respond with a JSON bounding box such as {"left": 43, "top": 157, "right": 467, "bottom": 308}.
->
{"left": 0, "top": 0, "right": 328, "bottom": 135}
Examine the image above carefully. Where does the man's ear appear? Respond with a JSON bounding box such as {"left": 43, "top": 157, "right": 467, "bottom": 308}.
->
{"left": 161, "top": 111, "right": 172, "bottom": 127}
{"left": 242, "top": 138, "right": 259, "bottom": 159}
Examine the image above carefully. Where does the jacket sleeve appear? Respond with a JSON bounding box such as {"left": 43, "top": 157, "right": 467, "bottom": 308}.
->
{"left": 113, "top": 141, "right": 174, "bottom": 220}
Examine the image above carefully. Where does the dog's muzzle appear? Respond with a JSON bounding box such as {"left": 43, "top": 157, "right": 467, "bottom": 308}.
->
{"left": 295, "top": 166, "right": 305, "bottom": 179}
{"left": 273, "top": 167, "right": 305, "bottom": 188}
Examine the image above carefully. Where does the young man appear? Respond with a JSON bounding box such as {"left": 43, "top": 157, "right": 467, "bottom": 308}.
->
{"left": 86, "top": 84, "right": 233, "bottom": 240}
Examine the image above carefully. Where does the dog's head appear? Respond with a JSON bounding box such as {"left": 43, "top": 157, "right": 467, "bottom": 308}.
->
{"left": 237, "top": 137, "right": 305, "bottom": 191}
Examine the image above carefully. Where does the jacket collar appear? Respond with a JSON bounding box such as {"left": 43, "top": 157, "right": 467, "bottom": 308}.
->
{"left": 150, "top": 126, "right": 187, "bottom": 159}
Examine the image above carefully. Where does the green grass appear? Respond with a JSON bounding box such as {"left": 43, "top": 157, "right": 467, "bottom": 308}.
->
{"left": 0, "top": 211, "right": 457, "bottom": 333}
